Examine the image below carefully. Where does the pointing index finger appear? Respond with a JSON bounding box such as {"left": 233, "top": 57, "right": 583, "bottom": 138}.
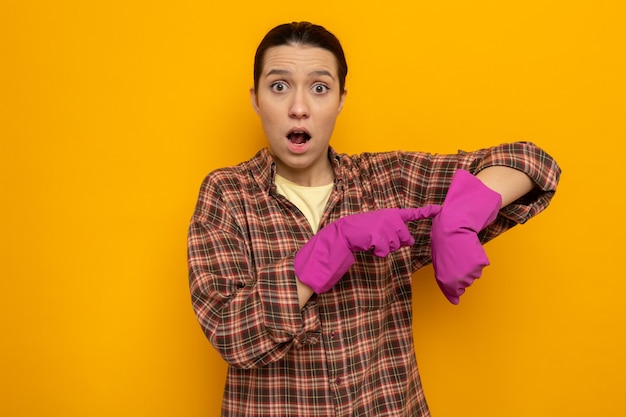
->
{"left": 399, "top": 205, "right": 442, "bottom": 222}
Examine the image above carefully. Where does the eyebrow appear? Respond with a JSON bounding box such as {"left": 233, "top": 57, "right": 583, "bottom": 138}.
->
{"left": 265, "top": 69, "right": 335, "bottom": 79}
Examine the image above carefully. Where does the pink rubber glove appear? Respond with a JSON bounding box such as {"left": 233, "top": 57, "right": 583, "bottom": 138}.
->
{"left": 295, "top": 206, "right": 441, "bottom": 294}
{"left": 430, "top": 169, "right": 502, "bottom": 304}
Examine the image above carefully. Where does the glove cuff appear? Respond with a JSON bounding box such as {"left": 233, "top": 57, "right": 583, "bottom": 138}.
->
{"left": 294, "top": 226, "right": 355, "bottom": 294}
{"left": 447, "top": 169, "right": 502, "bottom": 231}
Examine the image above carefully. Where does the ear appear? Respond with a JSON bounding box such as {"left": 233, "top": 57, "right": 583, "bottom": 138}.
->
{"left": 337, "top": 88, "right": 347, "bottom": 113}
{"left": 250, "top": 87, "right": 260, "bottom": 115}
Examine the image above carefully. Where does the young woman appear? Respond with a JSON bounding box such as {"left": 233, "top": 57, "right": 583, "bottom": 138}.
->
{"left": 187, "top": 21, "right": 560, "bottom": 417}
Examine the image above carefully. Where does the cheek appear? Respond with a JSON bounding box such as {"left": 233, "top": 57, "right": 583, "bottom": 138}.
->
{"left": 261, "top": 102, "right": 284, "bottom": 120}
{"left": 321, "top": 109, "right": 340, "bottom": 126}
{"left": 260, "top": 112, "right": 284, "bottom": 139}
{"left": 259, "top": 109, "right": 279, "bottom": 126}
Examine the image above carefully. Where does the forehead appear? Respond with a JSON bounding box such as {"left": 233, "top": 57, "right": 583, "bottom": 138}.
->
{"left": 261, "top": 44, "right": 338, "bottom": 77}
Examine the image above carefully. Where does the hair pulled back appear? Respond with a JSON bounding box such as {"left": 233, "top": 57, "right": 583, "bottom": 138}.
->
{"left": 253, "top": 22, "right": 348, "bottom": 93}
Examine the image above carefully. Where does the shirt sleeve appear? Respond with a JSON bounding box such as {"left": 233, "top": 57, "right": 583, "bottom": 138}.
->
{"left": 187, "top": 173, "right": 321, "bottom": 369}
{"left": 459, "top": 141, "right": 561, "bottom": 242}
{"left": 401, "top": 141, "right": 561, "bottom": 244}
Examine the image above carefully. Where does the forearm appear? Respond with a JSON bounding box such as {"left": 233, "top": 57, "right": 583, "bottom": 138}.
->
{"left": 296, "top": 277, "right": 315, "bottom": 309}
{"left": 475, "top": 166, "right": 534, "bottom": 207}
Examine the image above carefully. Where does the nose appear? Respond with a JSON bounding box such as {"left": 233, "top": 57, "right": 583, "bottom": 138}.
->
{"left": 288, "top": 88, "right": 310, "bottom": 119}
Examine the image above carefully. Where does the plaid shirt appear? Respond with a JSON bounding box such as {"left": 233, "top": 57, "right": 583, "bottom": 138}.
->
{"left": 187, "top": 142, "right": 560, "bottom": 417}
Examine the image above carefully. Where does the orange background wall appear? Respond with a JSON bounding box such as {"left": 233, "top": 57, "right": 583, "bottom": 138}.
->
{"left": 1, "top": 1, "right": 624, "bottom": 416}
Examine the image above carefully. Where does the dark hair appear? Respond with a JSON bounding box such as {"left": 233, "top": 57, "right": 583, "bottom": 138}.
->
{"left": 253, "top": 21, "right": 348, "bottom": 94}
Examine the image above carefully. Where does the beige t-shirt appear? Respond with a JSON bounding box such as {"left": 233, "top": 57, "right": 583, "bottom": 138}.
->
{"left": 274, "top": 175, "right": 333, "bottom": 233}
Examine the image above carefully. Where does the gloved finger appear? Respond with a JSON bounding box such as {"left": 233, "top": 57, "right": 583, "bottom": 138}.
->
{"left": 445, "top": 293, "right": 461, "bottom": 305}
{"left": 398, "top": 204, "right": 442, "bottom": 222}
{"left": 396, "top": 224, "right": 416, "bottom": 247}
{"left": 370, "top": 229, "right": 399, "bottom": 257}
{"left": 371, "top": 227, "right": 415, "bottom": 257}
{"left": 371, "top": 241, "right": 395, "bottom": 257}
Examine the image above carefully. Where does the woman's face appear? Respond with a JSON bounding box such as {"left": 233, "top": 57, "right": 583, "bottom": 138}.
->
{"left": 250, "top": 44, "right": 346, "bottom": 186}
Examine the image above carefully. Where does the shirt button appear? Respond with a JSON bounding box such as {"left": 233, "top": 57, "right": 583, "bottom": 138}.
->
{"left": 335, "top": 377, "right": 342, "bottom": 385}
{"left": 329, "top": 331, "right": 336, "bottom": 339}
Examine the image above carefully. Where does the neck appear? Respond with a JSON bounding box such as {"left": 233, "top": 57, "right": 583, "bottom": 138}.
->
{"left": 275, "top": 160, "right": 334, "bottom": 187}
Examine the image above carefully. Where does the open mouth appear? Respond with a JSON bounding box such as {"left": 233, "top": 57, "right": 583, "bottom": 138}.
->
{"left": 287, "top": 130, "right": 311, "bottom": 145}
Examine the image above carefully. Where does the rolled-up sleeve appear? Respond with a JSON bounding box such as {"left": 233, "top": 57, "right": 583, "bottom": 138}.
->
{"left": 464, "top": 141, "right": 561, "bottom": 225}
{"left": 398, "top": 141, "right": 561, "bottom": 247}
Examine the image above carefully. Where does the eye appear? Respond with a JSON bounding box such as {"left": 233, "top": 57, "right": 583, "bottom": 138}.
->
{"left": 270, "top": 82, "right": 288, "bottom": 93}
{"left": 312, "top": 84, "right": 329, "bottom": 94}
